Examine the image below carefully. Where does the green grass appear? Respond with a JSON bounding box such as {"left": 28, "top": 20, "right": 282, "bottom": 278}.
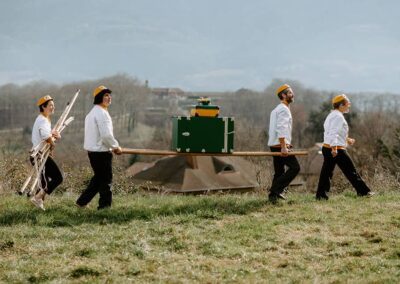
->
{"left": 0, "top": 192, "right": 399, "bottom": 283}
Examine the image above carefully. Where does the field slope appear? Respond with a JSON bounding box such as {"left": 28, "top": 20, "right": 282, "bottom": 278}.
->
{"left": 0, "top": 192, "right": 399, "bottom": 283}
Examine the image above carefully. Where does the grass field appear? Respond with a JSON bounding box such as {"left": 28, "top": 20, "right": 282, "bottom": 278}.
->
{"left": 0, "top": 191, "right": 399, "bottom": 283}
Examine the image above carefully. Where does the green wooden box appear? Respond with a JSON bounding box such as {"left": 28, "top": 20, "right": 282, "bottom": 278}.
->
{"left": 171, "top": 116, "right": 234, "bottom": 153}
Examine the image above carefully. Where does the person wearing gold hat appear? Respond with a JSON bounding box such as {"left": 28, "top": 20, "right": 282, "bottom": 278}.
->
{"left": 76, "top": 85, "right": 122, "bottom": 210}
{"left": 30, "top": 95, "right": 63, "bottom": 210}
{"left": 267, "top": 84, "right": 300, "bottom": 203}
{"left": 316, "top": 94, "right": 374, "bottom": 200}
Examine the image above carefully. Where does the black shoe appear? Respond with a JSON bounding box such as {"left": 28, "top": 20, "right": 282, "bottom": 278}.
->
{"left": 268, "top": 193, "right": 278, "bottom": 204}
{"left": 357, "top": 191, "right": 376, "bottom": 197}
{"left": 97, "top": 205, "right": 111, "bottom": 210}
{"left": 277, "top": 193, "right": 287, "bottom": 200}
{"left": 75, "top": 203, "right": 87, "bottom": 209}
{"left": 316, "top": 193, "right": 329, "bottom": 200}
{"left": 268, "top": 193, "right": 286, "bottom": 203}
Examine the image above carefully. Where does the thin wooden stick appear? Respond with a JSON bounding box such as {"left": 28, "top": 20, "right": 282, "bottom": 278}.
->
{"left": 18, "top": 168, "right": 34, "bottom": 195}
{"left": 121, "top": 148, "right": 308, "bottom": 156}
{"left": 27, "top": 150, "right": 50, "bottom": 196}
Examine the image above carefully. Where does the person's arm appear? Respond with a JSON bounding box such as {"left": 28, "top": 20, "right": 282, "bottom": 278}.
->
{"left": 52, "top": 130, "right": 61, "bottom": 140}
{"left": 329, "top": 116, "right": 344, "bottom": 157}
{"left": 279, "top": 137, "right": 288, "bottom": 156}
{"left": 97, "top": 113, "right": 121, "bottom": 153}
{"left": 39, "top": 122, "right": 54, "bottom": 149}
{"left": 112, "top": 147, "right": 122, "bottom": 155}
{"left": 45, "top": 136, "right": 56, "bottom": 150}
{"left": 276, "top": 108, "right": 290, "bottom": 156}
{"left": 346, "top": 137, "right": 355, "bottom": 145}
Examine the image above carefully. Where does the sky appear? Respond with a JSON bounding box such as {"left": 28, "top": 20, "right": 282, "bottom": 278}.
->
{"left": 1, "top": 0, "right": 399, "bottom": 93}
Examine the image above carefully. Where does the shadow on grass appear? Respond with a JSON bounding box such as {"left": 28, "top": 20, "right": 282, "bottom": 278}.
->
{"left": 0, "top": 197, "right": 268, "bottom": 227}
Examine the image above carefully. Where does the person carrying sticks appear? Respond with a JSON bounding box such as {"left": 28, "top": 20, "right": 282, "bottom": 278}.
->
{"left": 30, "top": 95, "right": 63, "bottom": 210}
{"left": 315, "top": 94, "right": 375, "bottom": 200}
{"left": 267, "top": 84, "right": 300, "bottom": 203}
{"left": 76, "top": 85, "right": 122, "bottom": 210}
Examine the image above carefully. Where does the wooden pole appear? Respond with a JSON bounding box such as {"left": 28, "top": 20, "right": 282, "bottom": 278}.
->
{"left": 121, "top": 148, "right": 308, "bottom": 156}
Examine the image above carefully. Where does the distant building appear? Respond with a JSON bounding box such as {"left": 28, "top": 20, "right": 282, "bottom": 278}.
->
{"left": 142, "top": 88, "right": 186, "bottom": 126}
{"left": 151, "top": 88, "right": 185, "bottom": 97}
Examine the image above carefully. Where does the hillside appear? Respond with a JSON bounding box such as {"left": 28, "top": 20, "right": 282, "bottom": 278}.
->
{"left": 0, "top": 192, "right": 399, "bottom": 282}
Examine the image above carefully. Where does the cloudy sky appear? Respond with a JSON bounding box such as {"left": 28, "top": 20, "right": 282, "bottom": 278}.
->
{"left": 1, "top": 0, "right": 399, "bottom": 92}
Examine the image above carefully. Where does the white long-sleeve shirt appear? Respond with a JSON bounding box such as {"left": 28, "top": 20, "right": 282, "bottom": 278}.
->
{"left": 84, "top": 105, "right": 119, "bottom": 152}
{"left": 323, "top": 110, "right": 348, "bottom": 147}
{"left": 31, "top": 114, "right": 52, "bottom": 148}
{"left": 268, "top": 103, "right": 292, "bottom": 146}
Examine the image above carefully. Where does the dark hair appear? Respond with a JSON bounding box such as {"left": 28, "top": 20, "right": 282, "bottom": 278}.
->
{"left": 93, "top": 89, "right": 111, "bottom": 105}
{"left": 333, "top": 99, "right": 346, "bottom": 109}
{"left": 38, "top": 100, "right": 53, "bottom": 112}
{"left": 277, "top": 88, "right": 290, "bottom": 100}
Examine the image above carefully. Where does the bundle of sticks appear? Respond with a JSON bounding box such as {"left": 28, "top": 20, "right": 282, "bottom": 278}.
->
{"left": 18, "top": 90, "right": 80, "bottom": 197}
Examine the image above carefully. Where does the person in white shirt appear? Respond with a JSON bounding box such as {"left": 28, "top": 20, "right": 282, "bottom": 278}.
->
{"left": 76, "top": 85, "right": 122, "bottom": 209}
{"left": 316, "top": 94, "right": 374, "bottom": 200}
{"left": 30, "top": 95, "right": 63, "bottom": 210}
{"left": 267, "top": 84, "right": 300, "bottom": 203}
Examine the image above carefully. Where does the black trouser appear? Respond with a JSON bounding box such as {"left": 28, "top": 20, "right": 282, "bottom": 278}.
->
{"left": 76, "top": 151, "right": 113, "bottom": 209}
{"left": 316, "top": 147, "right": 371, "bottom": 196}
{"left": 269, "top": 147, "right": 300, "bottom": 195}
{"left": 30, "top": 156, "right": 63, "bottom": 195}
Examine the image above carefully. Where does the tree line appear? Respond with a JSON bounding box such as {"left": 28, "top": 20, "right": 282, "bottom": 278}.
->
{"left": 0, "top": 74, "right": 399, "bottom": 178}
